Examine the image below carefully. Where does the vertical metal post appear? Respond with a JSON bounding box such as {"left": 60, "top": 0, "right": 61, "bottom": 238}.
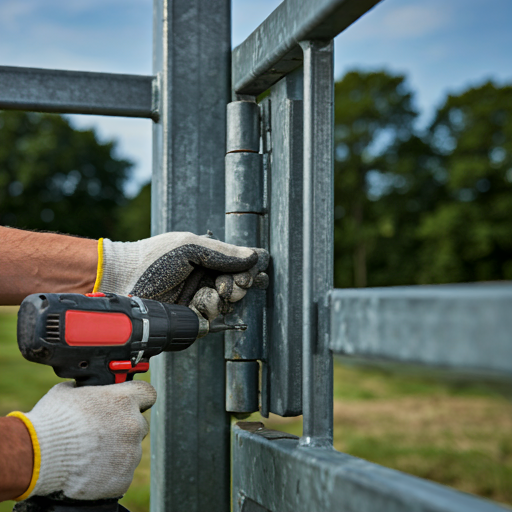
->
{"left": 299, "top": 40, "right": 334, "bottom": 447}
{"left": 150, "top": 0, "right": 231, "bottom": 511}
{"left": 266, "top": 68, "right": 304, "bottom": 417}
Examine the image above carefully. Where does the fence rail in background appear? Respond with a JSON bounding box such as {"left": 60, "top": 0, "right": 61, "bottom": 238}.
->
{"left": 330, "top": 285, "right": 512, "bottom": 380}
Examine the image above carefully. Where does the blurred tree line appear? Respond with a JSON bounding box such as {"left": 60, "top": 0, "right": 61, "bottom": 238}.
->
{"left": 1, "top": 70, "right": 511, "bottom": 287}
{"left": 0, "top": 112, "right": 150, "bottom": 242}
{"left": 334, "top": 72, "right": 512, "bottom": 287}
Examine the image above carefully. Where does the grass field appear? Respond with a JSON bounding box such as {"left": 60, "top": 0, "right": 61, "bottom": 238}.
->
{"left": 0, "top": 306, "right": 511, "bottom": 511}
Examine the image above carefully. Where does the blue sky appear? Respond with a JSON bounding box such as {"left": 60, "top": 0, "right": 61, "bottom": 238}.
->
{"left": 0, "top": 0, "right": 511, "bottom": 195}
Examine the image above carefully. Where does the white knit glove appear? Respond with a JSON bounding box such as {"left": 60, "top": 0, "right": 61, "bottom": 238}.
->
{"left": 8, "top": 381, "right": 156, "bottom": 501}
{"left": 95, "top": 232, "right": 269, "bottom": 321}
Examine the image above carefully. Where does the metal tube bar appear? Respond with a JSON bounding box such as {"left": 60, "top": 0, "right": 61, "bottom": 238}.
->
{"left": 150, "top": 0, "right": 231, "bottom": 510}
{"left": 300, "top": 40, "right": 334, "bottom": 447}
{"left": 0, "top": 66, "right": 156, "bottom": 118}
{"left": 265, "top": 68, "right": 304, "bottom": 417}
{"left": 330, "top": 284, "right": 512, "bottom": 379}
{"left": 232, "top": 423, "right": 510, "bottom": 512}
{"left": 232, "top": 0, "right": 382, "bottom": 96}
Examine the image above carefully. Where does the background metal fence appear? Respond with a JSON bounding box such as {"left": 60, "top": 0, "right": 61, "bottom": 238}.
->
{"left": 1, "top": 0, "right": 510, "bottom": 511}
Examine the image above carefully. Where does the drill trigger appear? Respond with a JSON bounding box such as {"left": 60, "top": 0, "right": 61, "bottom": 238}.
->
{"left": 109, "top": 360, "right": 150, "bottom": 384}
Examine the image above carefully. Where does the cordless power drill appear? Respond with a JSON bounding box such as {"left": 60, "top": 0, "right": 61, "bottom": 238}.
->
{"left": 14, "top": 291, "right": 245, "bottom": 512}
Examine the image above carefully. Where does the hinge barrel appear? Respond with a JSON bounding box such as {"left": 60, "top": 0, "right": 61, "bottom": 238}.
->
{"left": 225, "top": 100, "right": 265, "bottom": 414}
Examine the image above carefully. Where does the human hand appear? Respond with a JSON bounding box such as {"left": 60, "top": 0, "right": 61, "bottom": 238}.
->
{"left": 8, "top": 381, "right": 156, "bottom": 501}
{"left": 95, "top": 232, "right": 269, "bottom": 321}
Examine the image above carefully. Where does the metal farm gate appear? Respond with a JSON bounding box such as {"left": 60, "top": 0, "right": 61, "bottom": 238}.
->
{"left": 1, "top": 0, "right": 511, "bottom": 511}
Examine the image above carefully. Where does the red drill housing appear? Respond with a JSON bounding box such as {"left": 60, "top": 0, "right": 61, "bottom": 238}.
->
{"left": 17, "top": 292, "right": 200, "bottom": 386}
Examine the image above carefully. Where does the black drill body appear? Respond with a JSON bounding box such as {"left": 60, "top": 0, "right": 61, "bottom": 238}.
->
{"left": 14, "top": 292, "right": 206, "bottom": 512}
{"left": 17, "top": 292, "right": 200, "bottom": 386}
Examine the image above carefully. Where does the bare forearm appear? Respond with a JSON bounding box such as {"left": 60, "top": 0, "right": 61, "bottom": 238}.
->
{"left": 0, "top": 417, "right": 33, "bottom": 501}
{"left": 0, "top": 227, "right": 97, "bottom": 305}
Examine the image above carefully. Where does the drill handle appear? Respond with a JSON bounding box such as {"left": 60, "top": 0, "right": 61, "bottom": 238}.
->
{"left": 13, "top": 494, "right": 130, "bottom": 512}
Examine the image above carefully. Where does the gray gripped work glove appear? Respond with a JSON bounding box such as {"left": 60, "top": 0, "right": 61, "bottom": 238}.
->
{"left": 94, "top": 232, "right": 269, "bottom": 321}
{"left": 8, "top": 381, "right": 157, "bottom": 501}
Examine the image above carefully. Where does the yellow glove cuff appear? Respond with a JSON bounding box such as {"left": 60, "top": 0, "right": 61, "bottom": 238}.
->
{"left": 7, "top": 411, "right": 41, "bottom": 501}
{"left": 93, "top": 238, "right": 104, "bottom": 293}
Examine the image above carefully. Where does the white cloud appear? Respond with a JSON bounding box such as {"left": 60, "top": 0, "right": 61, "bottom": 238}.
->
{"left": 67, "top": 115, "right": 153, "bottom": 197}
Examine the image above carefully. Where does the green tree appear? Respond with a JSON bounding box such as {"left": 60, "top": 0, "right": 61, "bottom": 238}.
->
{"left": 116, "top": 182, "right": 151, "bottom": 242}
{"left": 364, "top": 134, "right": 445, "bottom": 286}
{"left": 333, "top": 70, "right": 421, "bottom": 288}
{"left": 419, "top": 82, "right": 512, "bottom": 283}
{"left": 0, "top": 111, "right": 132, "bottom": 240}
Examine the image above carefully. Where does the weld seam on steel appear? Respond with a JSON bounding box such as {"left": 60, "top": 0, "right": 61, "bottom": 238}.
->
{"left": 0, "top": 65, "right": 156, "bottom": 119}
{"left": 226, "top": 211, "right": 265, "bottom": 215}
{"left": 226, "top": 149, "right": 259, "bottom": 154}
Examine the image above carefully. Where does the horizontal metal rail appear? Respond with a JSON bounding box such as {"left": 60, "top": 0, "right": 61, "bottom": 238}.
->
{"left": 232, "top": 0, "right": 381, "bottom": 95}
{"left": 232, "top": 423, "right": 509, "bottom": 512}
{"left": 0, "top": 66, "right": 157, "bottom": 119}
{"left": 330, "top": 284, "right": 512, "bottom": 379}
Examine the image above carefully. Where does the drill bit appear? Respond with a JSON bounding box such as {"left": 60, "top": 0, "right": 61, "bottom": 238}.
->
{"left": 209, "top": 316, "right": 247, "bottom": 333}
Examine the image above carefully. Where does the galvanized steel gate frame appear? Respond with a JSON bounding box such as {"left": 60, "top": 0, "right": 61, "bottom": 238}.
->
{"left": 1, "top": 0, "right": 511, "bottom": 511}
